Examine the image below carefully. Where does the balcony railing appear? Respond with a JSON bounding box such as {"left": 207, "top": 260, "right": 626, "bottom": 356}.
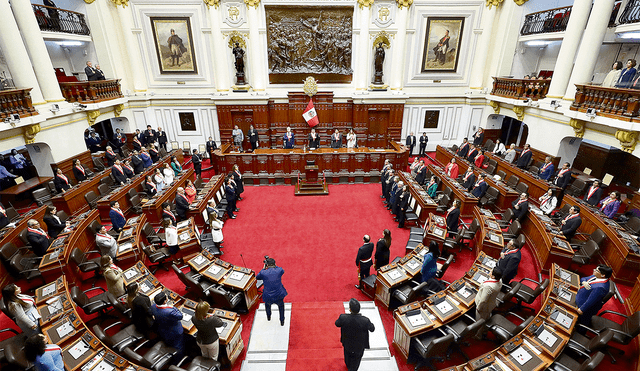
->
{"left": 33, "top": 4, "right": 90, "bottom": 35}
{"left": 520, "top": 6, "right": 571, "bottom": 36}
{"left": 0, "top": 88, "right": 37, "bottom": 119}
{"left": 59, "top": 79, "right": 123, "bottom": 104}
{"left": 571, "top": 85, "right": 640, "bottom": 121}
{"left": 619, "top": 0, "right": 640, "bottom": 25}
{"left": 491, "top": 77, "right": 551, "bottom": 101}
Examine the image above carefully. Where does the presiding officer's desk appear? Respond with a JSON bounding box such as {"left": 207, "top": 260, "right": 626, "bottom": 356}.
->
{"left": 142, "top": 168, "right": 195, "bottom": 225}
{"left": 427, "top": 163, "right": 478, "bottom": 217}
{"left": 562, "top": 194, "right": 640, "bottom": 285}
{"left": 210, "top": 141, "right": 409, "bottom": 185}
{"left": 398, "top": 171, "right": 438, "bottom": 226}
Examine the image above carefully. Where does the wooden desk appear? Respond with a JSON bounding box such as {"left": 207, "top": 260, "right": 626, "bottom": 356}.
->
{"left": 520, "top": 205, "right": 573, "bottom": 274}
{"left": 485, "top": 152, "right": 558, "bottom": 202}
{"left": 51, "top": 169, "right": 111, "bottom": 215}
{"left": 562, "top": 195, "right": 640, "bottom": 285}
{"left": 0, "top": 176, "right": 53, "bottom": 196}
{"left": 142, "top": 168, "right": 195, "bottom": 225}
{"left": 398, "top": 172, "right": 438, "bottom": 226}
{"left": 186, "top": 175, "right": 225, "bottom": 226}
{"left": 50, "top": 150, "right": 94, "bottom": 184}
{"left": 472, "top": 207, "right": 505, "bottom": 258}
{"left": 427, "top": 163, "right": 477, "bottom": 217}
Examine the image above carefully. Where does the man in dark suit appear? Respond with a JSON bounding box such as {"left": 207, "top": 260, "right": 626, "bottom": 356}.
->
{"left": 466, "top": 145, "right": 478, "bottom": 163}
{"left": 111, "top": 160, "right": 128, "bottom": 186}
{"left": 460, "top": 167, "right": 476, "bottom": 191}
{"left": 331, "top": 129, "right": 342, "bottom": 149}
{"left": 0, "top": 205, "right": 11, "bottom": 229}
{"left": 84, "top": 61, "right": 98, "bottom": 81}
{"left": 415, "top": 160, "right": 427, "bottom": 185}
{"left": 133, "top": 129, "right": 144, "bottom": 150}
{"left": 105, "top": 146, "right": 117, "bottom": 167}
{"left": 554, "top": 162, "right": 572, "bottom": 205}
{"left": 446, "top": 200, "right": 461, "bottom": 233}
{"left": 538, "top": 156, "right": 555, "bottom": 180}
{"left": 584, "top": 180, "right": 603, "bottom": 206}
{"left": 308, "top": 128, "right": 320, "bottom": 149}
{"left": 497, "top": 239, "right": 521, "bottom": 285}
{"left": 355, "top": 235, "right": 374, "bottom": 286}
{"left": 131, "top": 150, "right": 144, "bottom": 174}
{"left": 405, "top": 132, "right": 416, "bottom": 155}
{"left": 122, "top": 160, "right": 134, "bottom": 178}
{"left": 192, "top": 149, "right": 202, "bottom": 179}
{"left": 162, "top": 202, "right": 177, "bottom": 226}
{"left": 511, "top": 193, "right": 529, "bottom": 222}
{"left": 457, "top": 138, "right": 470, "bottom": 158}
{"left": 472, "top": 128, "right": 484, "bottom": 146}
{"left": 335, "top": 298, "right": 375, "bottom": 371}
{"left": 94, "top": 65, "right": 106, "bottom": 80}
{"left": 516, "top": 144, "right": 533, "bottom": 169}
{"left": 206, "top": 137, "right": 217, "bottom": 165}
{"left": 144, "top": 125, "right": 157, "bottom": 146}
{"left": 396, "top": 186, "right": 410, "bottom": 228}
{"left": 112, "top": 128, "right": 126, "bottom": 155}
{"left": 156, "top": 127, "right": 168, "bottom": 151}
{"left": 419, "top": 133, "right": 428, "bottom": 157}
{"left": 26, "top": 219, "right": 50, "bottom": 257}
{"left": 248, "top": 125, "right": 259, "bottom": 151}
{"left": 559, "top": 205, "right": 582, "bottom": 241}
{"left": 576, "top": 265, "right": 613, "bottom": 326}
{"left": 175, "top": 187, "right": 190, "bottom": 221}
{"left": 109, "top": 201, "right": 127, "bottom": 232}
{"left": 471, "top": 174, "right": 489, "bottom": 198}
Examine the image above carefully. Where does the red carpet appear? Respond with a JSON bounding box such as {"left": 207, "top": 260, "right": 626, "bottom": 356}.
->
{"left": 285, "top": 302, "right": 345, "bottom": 371}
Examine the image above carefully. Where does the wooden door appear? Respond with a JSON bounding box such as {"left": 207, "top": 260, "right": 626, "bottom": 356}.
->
{"left": 231, "top": 111, "right": 253, "bottom": 152}
{"left": 368, "top": 109, "right": 390, "bottom": 148}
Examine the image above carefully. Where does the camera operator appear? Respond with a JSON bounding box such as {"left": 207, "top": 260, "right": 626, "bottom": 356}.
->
{"left": 257, "top": 256, "right": 288, "bottom": 326}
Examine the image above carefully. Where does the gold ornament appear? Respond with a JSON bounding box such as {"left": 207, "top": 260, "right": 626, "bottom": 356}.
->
{"left": 83, "top": 0, "right": 96, "bottom": 4}
{"left": 371, "top": 31, "right": 392, "bottom": 49}
{"left": 303, "top": 76, "right": 318, "bottom": 97}
{"left": 512, "top": 105, "right": 524, "bottom": 121}
{"left": 489, "top": 101, "right": 500, "bottom": 114}
{"left": 203, "top": 0, "right": 220, "bottom": 9}
{"left": 109, "top": 0, "right": 129, "bottom": 7}
{"left": 569, "top": 118, "right": 585, "bottom": 138}
{"left": 396, "top": 0, "right": 412, "bottom": 9}
{"left": 358, "top": 0, "right": 375, "bottom": 9}
{"left": 513, "top": 0, "right": 529, "bottom": 5}
{"left": 87, "top": 110, "right": 101, "bottom": 126}
{"left": 226, "top": 31, "right": 248, "bottom": 49}
{"left": 244, "top": 0, "right": 260, "bottom": 9}
{"left": 378, "top": 6, "right": 390, "bottom": 22}
{"left": 114, "top": 104, "right": 125, "bottom": 117}
{"left": 486, "top": 0, "right": 504, "bottom": 9}
{"left": 23, "top": 124, "right": 40, "bottom": 145}
{"left": 615, "top": 129, "right": 639, "bottom": 153}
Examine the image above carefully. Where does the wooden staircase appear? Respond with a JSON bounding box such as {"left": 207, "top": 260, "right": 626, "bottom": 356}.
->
{"left": 294, "top": 178, "right": 329, "bottom": 196}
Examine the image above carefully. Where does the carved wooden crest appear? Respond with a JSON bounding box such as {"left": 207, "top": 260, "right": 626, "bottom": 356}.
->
{"left": 303, "top": 76, "right": 318, "bottom": 97}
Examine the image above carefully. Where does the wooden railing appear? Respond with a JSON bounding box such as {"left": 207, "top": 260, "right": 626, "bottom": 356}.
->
{"left": 0, "top": 88, "right": 37, "bottom": 119}
{"left": 490, "top": 77, "right": 551, "bottom": 101}
{"left": 59, "top": 79, "right": 123, "bottom": 104}
{"left": 571, "top": 84, "right": 640, "bottom": 121}
{"left": 520, "top": 6, "right": 572, "bottom": 35}
{"left": 32, "top": 4, "right": 90, "bottom": 35}
{"left": 618, "top": 0, "right": 640, "bottom": 25}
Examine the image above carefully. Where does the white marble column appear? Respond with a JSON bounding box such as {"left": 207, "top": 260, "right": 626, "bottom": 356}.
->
{"left": 246, "top": 0, "right": 265, "bottom": 90}
{"left": 564, "top": 0, "right": 616, "bottom": 100}
{"left": 0, "top": 0, "right": 44, "bottom": 104}
{"left": 546, "top": 0, "right": 591, "bottom": 99}
{"left": 112, "top": 1, "right": 147, "bottom": 92}
{"left": 389, "top": 0, "right": 410, "bottom": 90}
{"left": 208, "top": 4, "right": 230, "bottom": 91}
{"left": 469, "top": 5, "right": 497, "bottom": 89}
{"left": 356, "top": 1, "right": 372, "bottom": 90}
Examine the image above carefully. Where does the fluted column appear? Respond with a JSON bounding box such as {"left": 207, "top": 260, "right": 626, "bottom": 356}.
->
{"left": 245, "top": 0, "right": 265, "bottom": 90}
{"left": 356, "top": 0, "right": 373, "bottom": 90}
{"left": 546, "top": 0, "right": 591, "bottom": 99}
{"left": 0, "top": 0, "right": 44, "bottom": 104}
{"left": 389, "top": 0, "right": 411, "bottom": 90}
{"left": 111, "top": 0, "right": 147, "bottom": 92}
{"left": 469, "top": 4, "right": 498, "bottom": 89}
{"left": 205, "top": 1, "right": 230, "bottom": 91}
{"left": 564, "top": 0, "right": 615, "bottom": 100}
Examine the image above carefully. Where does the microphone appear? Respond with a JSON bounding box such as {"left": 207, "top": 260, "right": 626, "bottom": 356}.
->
{"left": 240, "top": 253, "right": 247, "bottom": 268}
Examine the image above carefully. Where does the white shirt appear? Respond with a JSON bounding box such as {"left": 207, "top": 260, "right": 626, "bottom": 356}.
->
{"left": 210, "top": 219, "right": 224, "bottom": 242}
{"left": 165, "top": 226, "right": 178, "bottom": 246}
{"left": 163, "top": 168, "right": 174, "bottom": 185}
{"left": 493, "top": 142, "right": 506, "bottom": 155}
{"left": 346, "top": 133, "right": 357, "bottom": 148}
{"left": 154, "top": 173, "right": 165, "bottom": 191}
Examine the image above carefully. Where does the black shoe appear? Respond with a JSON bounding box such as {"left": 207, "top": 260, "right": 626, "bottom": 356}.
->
{"left": 238, "top": 197, "right": 243, "bottom": 201}
{"left": 234, "top": 208, "right": 240, "bottom": 212}
{"left": 355, "top": 285, "right": 361, "bottom": 289}
{"left": 280, "top": 320, "right": 285, "bottom": 326}
{"left": 230, "top": 215, "right": 236, "bottom": 219}
{"left": 267, "top": 316, "right": 271, "bottom": 321}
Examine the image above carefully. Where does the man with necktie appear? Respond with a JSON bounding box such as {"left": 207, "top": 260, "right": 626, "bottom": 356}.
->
{"left": 355, "top": 235, "right": 374, "bottom": 287}
{"left": 576, "top": 265, "right": 612, "bottom": 326}
{"left": 405, "top": 132, "right": 416, "bottom": 155}
{"left": 26, "top": 219, "right": 50, "bottom": 256}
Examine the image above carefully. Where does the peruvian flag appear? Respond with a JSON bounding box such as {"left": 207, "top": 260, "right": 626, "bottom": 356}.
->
{"left": 302, "top": 99, "right": 319, "bottom": 127}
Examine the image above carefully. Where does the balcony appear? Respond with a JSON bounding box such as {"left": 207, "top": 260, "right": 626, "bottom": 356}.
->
{"left": 520, "top": 6, "right": 571, "bottom": 36}
{"left": 33, "top": 4, "right": 90, "bottom": 36}
{"left": 0, "top": 88, "right": 37, "bottom": 120}
{"left": 491, "top": 77, "right": 550, "bottom": 101}
{"left": 59, "top": 79, "right": 123, "bottom": 104}
{"left": 571, "top": 85, "right": 640, "bottom": 122}
{"left": 618, "top": 0, "right": 640, "bottom": 25}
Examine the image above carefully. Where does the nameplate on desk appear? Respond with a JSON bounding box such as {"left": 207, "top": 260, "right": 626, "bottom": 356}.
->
{"left": 124, "top": 268, "right": 139, "bottom": 280}
{"left": 41, "top": 282, "right": 57, "bottom": 298}
{"left": 56, "top": 321, "right": 74, "bottom": 338}
{"left": 511, "top": 346, "right": 532, "bottom": 365}
{"left": 550, "top": 310, "right": 573, "bottom": 329}
{"left": 458, "top": 287, "right": 473, "bottom": 299}
{"left": 207, "top": 265, "right": 222, "bottom": 275}
{"left": 405, "top": 259, "right": 420, "bottom": 271}
{"left": 179, "top": 232, "right": 191, "bottom": 241}
{"left": 538, "top": 329, "right": 558, "bottom": 347}
{"left": 192, "top": 255, "right": 209, "bottom": 266}
{"left": 69, "top": 338, "right": 90, "bottom": 360}
{"left": 47, "top": 296, "right": 63, "bottom": 314}
{"left": 177, "top": 220, "right": 190, "bottom": 229}
{"left": 387, "top": 269, "right": 402, "bottom": 280}
{"left": 408, "top": 312, "right": 427, "bottom": 327}
{"left": 229, "top": 271, "right": 244, "bottom": 281}
{"left": 436, "top": 300, "right": 454, "bottom": 314}
{"left": 118, "top": 241, "right": 133, "bottom": 254}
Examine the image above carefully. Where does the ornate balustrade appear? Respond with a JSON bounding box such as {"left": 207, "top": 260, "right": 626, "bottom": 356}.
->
{"left": 0, "top": 88, "right": 37, "bottom": 120}
{"left": 520, "top": 6, "right": 572, "bottom": 36}
{"left": 59, "top": 79, "right": 123, "bottom": 104}
{"left": 618, "top": 0, "right": 640, "bottom": 25}
{"left": 571, "top": 84, "right": 640, "bottom": 121}
{"left": 490, "top": 77, "right": 550, "bottom": 101}
{"left": 32, "top": 4, "right": 90, "bottom": 35}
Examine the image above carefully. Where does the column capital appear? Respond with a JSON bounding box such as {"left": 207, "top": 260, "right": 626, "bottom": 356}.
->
{"left": 244, "top": 0, "right": 260, "bottom": 9}
{"left": 358, "top": 0, "right": 374, "bottom": 9}
{"left": 512, "top": 105, "right": 524, "bottom": 121}
{"left": 87, "top": 110, "right": 101, "bottom": 126}
{"left": 569, "top": 118, "right": 585, "bottom": 138}
{"left": 395, "top": 0, "right": 412, "bottom": 9}
{"left": 513, "top": 0, "right": 529, "bottom": 5}
{"left": 615, "top": 129, "right": 639, "bottom": 153}
{"left": 23, "top": 124, "right": 41, "bottom": 145}
{"left": 114, "top": 104, "right": 125, "bottom": 117}
{"left": 204, "top": 0, "right": 220, "bottom": 9}
{"left": 489, "top": 100, "right": 500, "bottom": 114}
{"left": 485, "top": 0, "right": 504, "bottom": 9}
{"left": 110, "top": 0, "right": 129, "bottom": 8}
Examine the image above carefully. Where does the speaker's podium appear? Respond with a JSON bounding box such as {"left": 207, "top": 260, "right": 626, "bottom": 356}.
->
{"left": 295, "top": 160, "right": 329, "bottom": 196}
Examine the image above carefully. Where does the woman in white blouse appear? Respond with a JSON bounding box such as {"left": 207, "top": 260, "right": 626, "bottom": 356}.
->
{"left": 346, "top": 129, "right": 357, "bottom": 148}
{"left": 2, "top": 283, "right": 41, "bottom": 335}
{"left": 538, "top": 189, "right": 557, "bottom": 215}
{"left": 492, "top": 139, "right": 506, "bottom": 156}
{"left": 163, "top": 163, "right": 174, "bottom": 185}
{"left": 154, "top": 169, "right": 165, "bottom": 191}
{"left": 208, "top": 211, "right": 224, "bottom": 249}
{"left": 163, "top": 218, "right": 179, "bottom": 255}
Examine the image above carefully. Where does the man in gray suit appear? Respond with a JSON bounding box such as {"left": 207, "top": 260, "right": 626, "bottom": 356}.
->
{"left": 335, "top": 298, "right": 375, "bottom": 371}
{"left": 474, "top": 267, "right": 502, "bottom": 339}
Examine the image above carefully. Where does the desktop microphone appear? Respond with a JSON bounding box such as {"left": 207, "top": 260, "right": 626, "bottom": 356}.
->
{"left": 240, "top": 253, "right": 247, "bottom": 268}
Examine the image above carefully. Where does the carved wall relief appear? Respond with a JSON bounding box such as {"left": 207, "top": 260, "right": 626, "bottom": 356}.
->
{"left": 265, "top": 6, "right": 353, "bottom": 84}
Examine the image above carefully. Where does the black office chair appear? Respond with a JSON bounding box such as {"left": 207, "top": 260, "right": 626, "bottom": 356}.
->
{"left": 435, "top": 194, "right": 451, "bottom": 214}
{"left": 93, "top": 322, "right": 145, "bottom": 352}
{"left": 70, "top": 286, "right": 118, "bottom": 317}
{"left": 443, "top": 314, "right": 486, "bottom": 360}
{"left": 548, "top": 351, "right": 605, "bottom": 371}
{"left": 208, "top": 285, "right": 244, "bottom": 312}
{"left": 478, "top": 187, "right": 499, "bottom": 208}
{"left": 495, "top": 209, "right": 514, "bottom": 228}
{"left": 168, "top": 356, "right": 222, "bottom": 371}
{"left": 565, "top": 328, "right": 614, "bottom": 358}
{"left": 69, "top": 247, "right": 102, "bottom": 285}
{"left": 515, "top": 182, "right": 529, "bottom": 195}
{"left": 0, "top": 328, "right": 27, "bottom": 365}
{"left": 571, "top": 240, "right": 600, "bottom": 268}
{"left": 129, "top": 194, "right": 144, "bottom": 214}
{"left": 97, "top": 183, "right": 110, "bottom": 197}
{"left": 392, "top": 280, "right": 430, "bottom": 306}
{"left": 123, "top": 340, "right": 178, "bottom": 371}
{"left": 412, "top": 331, "right": 455, "bottom": 371}
{"left": 32, "top": 188, "right": 53, "bottom": 207}
{"left": 359, "top": 274, "right": 377, "bottom": 299}
{"left": 506, "top": 174, "right": 519, "bottom": 188}
{"left": 143, "top": 223, "right": 165, "bottom": 245}
{"left": 486, "top": 312, "right": 534, "bottom": 343}
{"left": 9, "top": 251, "right": 43, "bottom": 283}
{"left": 435, "top": 255, "right": 454, "bottom": 278}
{"left": 0, "top": 242, "right": 36, "bottom": 268}
{"left": 570, "top": 229, "right": 607, "bottom": 250}
{"left": 93, "top": 157, "right": 106, "bottom": 171}
{"left": 502, "top": 220, "right": 522, "bottom": 240}
{"left": 142, "top": 242, "right": 172, "bottom": 273}
{"left": 567, "top": 179, "right": 587, "bottom": 198}
{"left": 495, "top": 170, "right": 507, "bottom": 181}
{"left": 623, "top": 216, "right": 640, "bottom": 235}
{"left": 511, "top": 278, "right": 549, "bottom": 310}
{"left": 496, "top": 282, "right": 521, "bottom": 309}
{"left": 84, "top": 191, "right": 99, "bottom": 209}
{"left": 171, "top": 264, "right": 217, "bottom": 301}
{"left": 586, "top": 311, "right": 640, "bottom": 363}
{"left": 5, "top": 206, "right": 20, "bottom": 221}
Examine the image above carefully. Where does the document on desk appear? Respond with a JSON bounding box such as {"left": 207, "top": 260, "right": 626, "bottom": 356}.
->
{"left": 193, "top": 255, "right": 207, "bottom": 266}
{"left": 475, "top": 274, "right": 488, "bottom": 284}
{"left": 458, "top": 287, "right": 472, "bottom": 298}
{"left": 124, "top": 269, "right": 138, "bottom": 280}
{"left": 406, "top": 260, "right": 420, "bottom": 270}
{"left": 229, "top": 271, "right": 244, "bottom": 281}
{"left": 558, "top": 290, "right": 572, "bottom": 301}
{"left": 41, "top": 282, "right": 57, "bottom": 297}
{"left": 495, "top": 358, "right": 513, "bottom": 371}
{"left": 69, "top": 339, "right": 90, "bottom": 360}
{"left": 484, "top": 259, "right": 497, "bottom": 269}
{"left": 47, "top": 297, "right": 63, "bottom": 314}
{"left": 558, "top": 270, "right": 572, "bottom": 282}
{"left": 554, "top": 311, "right": 573, "bottom": 329}
{"left": 139, "top": 281, "right": 151, "bottom": 293}
{"left": 408, "top": 313, "right": 426, "bottom": 327}
{"left": 118, "top": 242, "right": 132, "bottom": 254}
{"left": 93, "top": 360, "right": 115, "bottom": 371}
{"left": 511, "top": 346, "right": 532, "bottom": 365}
{"left": 436, "top": 301, "right": 453, "bottom": 314}
{"left": 387, "top": 269, "right": 402, "bottom": 280}
{"left": 56, "top": 321, "right": 74, "bottom": 338}
{"left": 177, "top": 220, "right": 190, "bottom": 229}
{"left": 207, "top": 265, "right": 222, "bottom": 275}
{"left": 182, "top": 312, "right": 192, "bottom": 323}
{"left": 179, "top": 232, "right": 190, "bottom": 241}
{"left": 538, "top": 329, "right": 558, "bottom": 347}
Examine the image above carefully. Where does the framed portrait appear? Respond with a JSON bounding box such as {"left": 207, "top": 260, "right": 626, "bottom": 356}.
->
{"left": 423, "top": 110, "right": 440, "bottom": 129}
{"left": 150, "top": 17, "right": 198, "bottom": 74}
{"left": 421, "top": 17, "right": 465, "bottom": 73}
{"left": 178, "top": 112, "right": 196, "bottom": 131}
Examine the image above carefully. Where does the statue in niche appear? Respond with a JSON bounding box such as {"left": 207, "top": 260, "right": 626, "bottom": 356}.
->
{"left": 373, "top": 42, "right": 385, "bottom": 85}
{"left": 232, "top": 42, "right": 246, "bottom": 85}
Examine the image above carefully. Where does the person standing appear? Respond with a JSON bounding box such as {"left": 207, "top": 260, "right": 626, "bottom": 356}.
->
{"left": 576, "top": 265, "right": 612, "bottom": 326}
{"left": 492, "top": 139, "right": 505, "bottom": 156}
{"left": 504, "top": 144, "right": 517, "bottom": 163}
{"left": 419, "top": 133, "right": 428, "bottom": 157}
{"left": 206, "top": 136, "right": 217, "bottom": 165}
{"left": 538, "top": 156, "right": 555, "bottom": 181}
{"left": 225, "top": 178, "right": 237, "bottom": 219}
{"left": 257, "top": 256, "right": 288, "bottom": 326}
{"left": 446, "top": 200, "right": 461, "bottom": 233}
{"left": 474, "top": 267, "right": 503, "bottom": 338}
{"left": 144, "top": 125, "right": 157, "bottom": 146}
{"left": 308, "top": 128, "right": 320, "bottom": 149}
{"left": 85, "top": 61, "right": 97, "bottom": 81}
{"left": 157, "top": 127, "right": 168, "bottom": 151}
{"left": 193, "top": 301, "right": 224, "bottom": 360}
{"left": 331, "top": 129, "right": 343, "bottom": 149}
{"left": 415, "top": 160, "right": 427, "bottom": 185}
{"left": 496, "top": 239, "right": 521, "bottom": 285}
{"left": 460, "top": 166, "right": 476, "bottom": 191}
{"left": 374, "top": 229, "right": 391, "bottom": 270}
{"left": 192, "top": 149, "right": 202, "bottom": 179}
{"left": 43, "top": 206, "right": 68, "bottom": 239}
{"left": 133, "top": 129, "right": 144, "bottom": 151}
{"left": 554, "top": 162, "right": 572, "bottom": 205}
{"left": 335, "top": 298, "right": 375, "bottom": 371}
{"left": 347, "top": 129, "right": 357, "bottom": 148}
{"left": 248, "top": 125, "right": 259, "bottom": 151}
{"left": 511, "top": 193, "right": 529, "bottom": 223}
{"left": 151, "top": 292, "right": 184, "bottom": 359}
{"left": 472, "top": 128, "right": 484, "bottom": 146}
{"left": 599, "top": 191, "right": 621, "bottom": 219}
{"left": 53, "top": 168, "right": 71, "bottom": 193}
{"left": 72, "top": 159, "right": 88, "bottom": 182}
{"left": 456, "top": 138, "right": 470, "bottom": 158}
{"left": 2, "top": 283, "right": 41, "bottom": 336}
{"left": 131, "top": 151, "right": 144, "bottom": 174}
{"left": 95, "top": 225, "right": 117, "bottom": 258}
{"left": 445, "top": 158, "right": 459, "bottom": 180}
{"left": 396, "top": 186, "right": 410, "bottom": 228}
{"left": 232, "top": 125, "right": 244, "bottom": 152}
{"left": 175, "top": 187, "right": 190, "bottom": 221}
{"left": 355, "top": 235, "right": 374, "bottom": 287}
{"left": 471, "top": 174, "right": 489, "bottom": 198}
{"left": 539, "top": 189, "right": 557, "bottom": 215}
{"left": 516, "top": 144, "right": 532, "bottom": 169}
{"left": 109, "top": 201, "right": 126, "bottom": 233}
{"left": 126, "top": 283, "right": 154, "bottom": 336}
{"left": 405, "top": 132, "right": 416, "bottom": 155}
{"left": 101, "top": 256, "right": 125, "bottom": 297}
{"left": 283, "top": 127, "right": 295, "bottom": 149}
{"left": 559, "top": 206, "right": 582, "bottom": 241}
{"left": 27, "top": 219, "right": 50, "bottom": 257}
{"left": 584, "top": 180, "right": 603, "bottom": 207}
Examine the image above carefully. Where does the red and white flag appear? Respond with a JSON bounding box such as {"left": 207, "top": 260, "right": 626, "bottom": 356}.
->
{"left": 302, "top": 99, "right": 319, "bottom": 127}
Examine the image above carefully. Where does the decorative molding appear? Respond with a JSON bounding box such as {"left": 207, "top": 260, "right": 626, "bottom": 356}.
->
{"left": 109, "top": 0, "right": 129, "bottom": 7}
{"left": 303, "top": 76, "right": 318, "bottom": 97}
{"left": 371, "top": 31, "right": 392, "bottom": 49}
{"left": 357, "top": 0, "right": 374, "bottom": 9}
{"left": 486, "top": 0, "right": 504, "bottom": 9}
{"left": 224, "top": 30, "right": 248, "bottom": 49}
{"left": 87, "top": 110, "right": 101, "bottom": 126}
{"left": 114, "top": 104, "right": 125, "bottom": 117}
{"left": 395, "top": 0, "right": 412, "bottom": 9}
{"left": 489, "top": 100, "right": 500, "bottom": 114}
{"left": 512, "top": 105, "right": 524, "bottom": 121}
{"left": 203, "top": 0, "right": 220, "bottom": 9}
{"left": 513, "top": 0, "right": 529, "bottom": 5}
{"left": 614, "top": 129, "right": 639, "bottom": 153}
{"left": 224, "top": 3, "right": 246, "bottom": 28}
{"left": 244, "top": 0, "right": 260, "bottom": 9}
{"left": 23, "top": 124, "right": 41, "bottom": 145}
{"left": 373, "top": 3, "right": 395, "bottom": 28}
{"left": 569, "top": 118, "right": 585, "bottom": 138}
{"left": 83, "top": 0, "right": 96, "bottom": 3}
